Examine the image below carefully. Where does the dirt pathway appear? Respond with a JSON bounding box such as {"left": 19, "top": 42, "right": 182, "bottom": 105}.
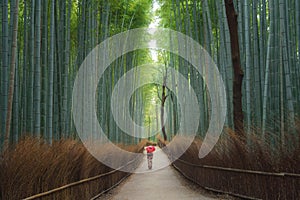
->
{"left": 98, "top": 148, "right": 228, "bottom": 200}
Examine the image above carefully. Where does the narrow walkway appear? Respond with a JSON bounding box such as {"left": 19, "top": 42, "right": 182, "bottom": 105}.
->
{"left": 101, "top": 148, "right": 220, "bottom": 200}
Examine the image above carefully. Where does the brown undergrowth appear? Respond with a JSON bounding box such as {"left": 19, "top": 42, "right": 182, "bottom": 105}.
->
{"left": 0, "top": 137, "right": 146, "bottom": 200}
{"left": 164, "top": 124, "right": 300, "bottom": 199}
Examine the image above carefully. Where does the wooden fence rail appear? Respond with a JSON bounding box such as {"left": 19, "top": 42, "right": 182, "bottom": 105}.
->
{"left": 23, "top": 157, "right": 141, "bottom": 200}
{"left": 172, "top": 157, "right": 300, "bottom": 200}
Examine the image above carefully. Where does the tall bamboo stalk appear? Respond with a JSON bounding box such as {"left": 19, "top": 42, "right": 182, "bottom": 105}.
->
{"left": 1, "top": 0, "right": 9, "bottom": 145}
{"left": 4, "top": 0, "right": 19, "bottom": 151}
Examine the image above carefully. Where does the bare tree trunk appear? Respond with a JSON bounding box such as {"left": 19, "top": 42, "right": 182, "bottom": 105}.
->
{"left": 224, "top": 0, "right": 245, "bottom": 140}
{"left": 4, "top": 0, "right": 19, "bottom": 151}
{"left": 161, "top": 73, "right": 168, "bottom": 141}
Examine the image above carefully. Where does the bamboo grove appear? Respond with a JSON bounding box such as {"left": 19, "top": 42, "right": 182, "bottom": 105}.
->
{"left": 158, "top": 0, "right": 300, "bottom": 149}
{"left": 0, "top": 0, "right": 152, "bottom": 148}
{"left": 1, "top": 0, "right": 300, "bottom": 150}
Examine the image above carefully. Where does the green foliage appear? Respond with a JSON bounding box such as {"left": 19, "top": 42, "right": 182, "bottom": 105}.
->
{"left": 1, "top": 0, "right": 300, "bottom": 148}
{"left": 0, "top": 0, "right": 153, "bottom": 147}
{"left": 156, "top": 0, "right": 300, "bottom": 146}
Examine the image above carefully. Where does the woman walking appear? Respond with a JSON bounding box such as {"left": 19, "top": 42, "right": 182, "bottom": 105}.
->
{"left": 145, "top": 146, "right": 156, "bottom": 169}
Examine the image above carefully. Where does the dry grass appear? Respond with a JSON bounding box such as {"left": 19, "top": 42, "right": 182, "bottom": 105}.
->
{"left": 168, "top": 127, "right": 300, "bottom": 171}
{"left": 165, "top": 125, "right": 300, "bottom": 199}
{"left": 0, "top": 137, "right": 145, "bottom": 199}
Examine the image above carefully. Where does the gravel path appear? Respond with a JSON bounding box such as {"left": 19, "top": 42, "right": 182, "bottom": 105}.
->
{"left": 97, "top": 148, "right": 235, "bottom": 200}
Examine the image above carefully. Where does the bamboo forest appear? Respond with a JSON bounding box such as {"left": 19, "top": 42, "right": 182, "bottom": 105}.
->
{"left": 0, "top": 0, "right": 299, "bottom": 199}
